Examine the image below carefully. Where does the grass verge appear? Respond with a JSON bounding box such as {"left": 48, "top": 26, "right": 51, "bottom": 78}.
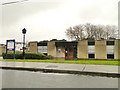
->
{"left": 2, "top": 59, "right": 120, "bottom": 66}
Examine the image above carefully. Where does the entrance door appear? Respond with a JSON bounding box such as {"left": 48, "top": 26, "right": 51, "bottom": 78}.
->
{"left": 65, "top": 48, "right": 74, "bottom": 59}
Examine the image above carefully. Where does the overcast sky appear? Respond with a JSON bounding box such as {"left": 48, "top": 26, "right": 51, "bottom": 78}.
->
{"left": 1, "top": 0, "right": 119, "bottom": 44}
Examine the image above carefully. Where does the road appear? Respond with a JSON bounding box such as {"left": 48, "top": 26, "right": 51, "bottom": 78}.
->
{"left": 2, "top": 69, "right": 118, "bottom": 88}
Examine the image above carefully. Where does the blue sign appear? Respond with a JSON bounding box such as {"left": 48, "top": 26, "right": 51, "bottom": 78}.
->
{"left": 6, "top": 40, "right": 15, "bottom": 59}
{"left": 58, "top": 49, "right": 61, "bottom": 53}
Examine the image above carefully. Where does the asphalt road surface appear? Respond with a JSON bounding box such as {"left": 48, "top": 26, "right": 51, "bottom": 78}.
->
{"left": 2, "top": 69, "right": 118, "bottom": 88}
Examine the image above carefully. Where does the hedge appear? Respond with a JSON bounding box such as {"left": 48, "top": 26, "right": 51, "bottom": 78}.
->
{"left": 2, "top": 51, "right": 48, "bottom": 59}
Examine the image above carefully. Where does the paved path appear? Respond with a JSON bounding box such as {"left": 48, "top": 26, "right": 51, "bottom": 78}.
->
{"left": 0, "top": 61, "right": 119, "bottom": 77}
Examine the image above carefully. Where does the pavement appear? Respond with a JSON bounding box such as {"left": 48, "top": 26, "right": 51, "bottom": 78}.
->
{"left": 0, "top": 61, "right": 120, "bottom": 78}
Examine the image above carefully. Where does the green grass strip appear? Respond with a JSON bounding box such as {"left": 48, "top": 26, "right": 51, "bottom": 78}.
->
{"left": 2, "top": 59, "right": 120, "bottom": 66}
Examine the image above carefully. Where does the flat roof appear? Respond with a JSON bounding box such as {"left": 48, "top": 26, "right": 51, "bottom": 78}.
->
{"left": 55, "top": 41, "right": 78, "bottom": 47}
{"left": 37, "top": 42, "right": 47, "bottom": 46}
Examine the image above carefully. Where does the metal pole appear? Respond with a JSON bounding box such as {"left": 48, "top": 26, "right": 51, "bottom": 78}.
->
{"left": 14, "top": 40, "right": 15, "bottom": 59}
{"left": 23, "top": 34, "right": 25, "bottom": 59}
{"left": 6, "top": 41, "right": 8, "bottom": 59}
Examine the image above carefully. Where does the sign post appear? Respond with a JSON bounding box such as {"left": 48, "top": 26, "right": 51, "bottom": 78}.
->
{"left": 6, "top": 40, "right": 15, "bottom": 59}
{"left": 22, "top": 28, "right": 27, "bottom": 59}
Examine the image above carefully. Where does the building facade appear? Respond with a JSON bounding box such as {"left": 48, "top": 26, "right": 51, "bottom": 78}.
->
{"left": 29, "top": 40, "right": 120, "bottom": 60}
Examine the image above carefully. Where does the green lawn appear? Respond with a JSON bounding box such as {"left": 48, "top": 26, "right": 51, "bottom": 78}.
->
{"left": 2, "top": 59, "right": 120, "bottom": 66}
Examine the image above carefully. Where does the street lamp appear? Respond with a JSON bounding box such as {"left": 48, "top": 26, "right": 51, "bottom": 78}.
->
{"left": 22, "top": 28, "right": 27, "bottom": 59}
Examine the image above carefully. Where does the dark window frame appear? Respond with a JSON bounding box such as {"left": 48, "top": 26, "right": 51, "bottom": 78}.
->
{"left": 107, "top": 41, "right": 114, "bottom": 45}
{"left": 88, "top": 54, "right": 95, "bottom": 59}
{"left": 37, "top": 42, "right": 47, "bottom": 46}
{"left": 88, "top": 41, "right": 95, "bottom": 45}
{"left": 107, "top": 54, "right": 114, "bottom": 59}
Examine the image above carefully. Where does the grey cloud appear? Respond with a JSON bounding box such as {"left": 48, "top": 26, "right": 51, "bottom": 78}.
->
{"left": 1, "top": 0, "right": 119, "bottom": 44}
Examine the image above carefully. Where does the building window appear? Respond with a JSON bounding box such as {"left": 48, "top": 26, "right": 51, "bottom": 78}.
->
{"left": 107, "top": 41, "right": 114, "bottom": 45}
{"left": 69, "top": 54, "right": 73, "bottom": 57}
{"left": 107, "top": 46, "right": 114, "bottom": 54}
{"left": 88, "top": 41, "right": 95, "bottom": 59}
{"left": 88, "top": 41, "right": 95, "bottom": 45}
{"left": 106, "top": 40, "right": 114, "bottom": 59}
{"left": 73, "top": 47, "right": 77, "bottom": 58}
{"left": 38, "top": 46, "right": 47, "bottom": 54}
{"left": 107, "top": 54, "right": 114, "bottom": 59}
{"left": 88, "top": 46, "right": 95, "bottom": 54}
{"left": 69, "top": 48, "right": 72, "bottom": 52}
{"left": 88, "top": 54, "right": 95, "bottom": 59}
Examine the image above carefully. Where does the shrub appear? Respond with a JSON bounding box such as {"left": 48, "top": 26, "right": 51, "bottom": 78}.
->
{"left": 46, "top": 55, "right": 54, "bottom": 59}
{"left": 2, "top": 51, "right": 47, "bottom": 59}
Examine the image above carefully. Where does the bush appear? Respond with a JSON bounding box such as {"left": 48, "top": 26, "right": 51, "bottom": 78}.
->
{"left": 46, "top": 55, "right": 54, "bottom": 59}
{"left": 2, "top": 51, "right": 47, "bottom": 59}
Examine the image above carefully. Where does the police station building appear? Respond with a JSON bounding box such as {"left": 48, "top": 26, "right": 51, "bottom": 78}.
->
{"left": 28, "top": 39, "right": 120, "bottom": 60}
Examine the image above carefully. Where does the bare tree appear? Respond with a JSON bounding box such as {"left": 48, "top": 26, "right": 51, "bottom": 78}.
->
{"left": 65, "top": 23, "right": 117, "bottom": 41}
{"left": 94, "top": 25, "right": 106, "bottom": 40}
{"left": 65, "top": 25, "right": 85, "bottom": 41}
{"left": 84, "top": 23, "right": 96, "bottom": 40}
{"left": 105, "top": 25, "right": 117, "bottom": 39}
{"left": 65, "top": 27, "right": 74, "bottom": 40}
